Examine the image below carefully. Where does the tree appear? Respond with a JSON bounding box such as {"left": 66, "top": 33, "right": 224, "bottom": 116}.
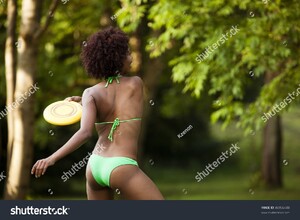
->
{"left": 118, "top": 0, "right": 300, "bottom": 187}
{"left": 5, "top": 0, "right": 59, "bottom": 199}
{"left": 4, "top": 0, "right": 17, "bottom": 179}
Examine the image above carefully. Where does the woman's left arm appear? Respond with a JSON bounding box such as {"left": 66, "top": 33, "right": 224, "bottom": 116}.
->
{"left": 31, "top": 89, "right": 96, "bottom": 177}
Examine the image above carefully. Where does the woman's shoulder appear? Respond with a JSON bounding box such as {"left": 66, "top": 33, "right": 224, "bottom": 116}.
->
{"left": 82, "top": 84, "right": 99, "bottom": 96}
{"left": 128, "top": 76, "right": 143, "bottom": 87}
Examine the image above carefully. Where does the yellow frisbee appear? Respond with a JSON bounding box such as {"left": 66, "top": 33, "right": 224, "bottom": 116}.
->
{"left": 43, "top": 101, "right": 82, "bottom": 126}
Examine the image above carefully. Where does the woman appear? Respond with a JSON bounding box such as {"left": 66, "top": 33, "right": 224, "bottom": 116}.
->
{"left": 31, "top": 27, "right": 164, "bottom": 200}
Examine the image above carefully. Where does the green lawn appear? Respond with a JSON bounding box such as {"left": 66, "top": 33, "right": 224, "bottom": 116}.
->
{"left": 147, "top": 168, "right": 300, "bottom": 200}
{"left": 28, "top": 166, "right": 300, "bottom": 200}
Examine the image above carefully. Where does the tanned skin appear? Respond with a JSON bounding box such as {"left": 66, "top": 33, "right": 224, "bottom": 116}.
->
{"left": 31, "top": 55, "right": 164, "bottom": 200}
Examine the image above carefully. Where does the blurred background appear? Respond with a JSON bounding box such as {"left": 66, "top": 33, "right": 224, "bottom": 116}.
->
{"left": 0, "top": 0, "right": 300, "bottom": 200}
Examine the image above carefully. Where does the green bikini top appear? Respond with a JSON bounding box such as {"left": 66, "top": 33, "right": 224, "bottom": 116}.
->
{"left": 95, "top": 75, "right": 142, "bottom": 142}
{"left": 105, "top": 75, "right": 121, "bottom": 88}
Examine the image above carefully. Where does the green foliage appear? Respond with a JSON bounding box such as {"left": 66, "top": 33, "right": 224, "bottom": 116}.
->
{"left": 118, "top": 0, "right": 300, "bottom": 134}
{"left": 117, "top": 0, "right": 148, "bottom": 32}
{"left": 34, "top": 0, "right": 109, "bottom": 148}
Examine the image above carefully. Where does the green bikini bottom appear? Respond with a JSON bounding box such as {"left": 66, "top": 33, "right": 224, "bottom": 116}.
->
{"left": 89, "top": 154, "right": 138, "bottom": 187}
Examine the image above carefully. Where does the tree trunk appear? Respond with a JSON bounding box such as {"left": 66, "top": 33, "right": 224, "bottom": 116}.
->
{"left": 262, "top": 116, "right": 282, "bottom": 188}
{"left": 135, "top": 28, "right": 164, "bottom": 165}
{"left": 138, "top": 58, "right": 163, "bottom": 165}
{"left": 5, "top": 0, "right": 17, "bottom": 172}
{"left": 262, "top": 72, "right": 283, "bottom": 188}
{"left": 4, "top": 0, "right": 42, "bottom": 199}
{"left": 0, "top": 122, "right": 2, "bottom": 160}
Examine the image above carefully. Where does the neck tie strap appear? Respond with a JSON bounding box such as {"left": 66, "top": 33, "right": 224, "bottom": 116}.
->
{"left": 105, "top": 75, "right": 121, "bottom": 88}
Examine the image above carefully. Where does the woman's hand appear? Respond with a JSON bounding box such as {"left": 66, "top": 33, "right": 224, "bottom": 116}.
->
{"left": 31, "top": 156, "right": 55, "bottom": 178}
{"left": 65, "top": 96, "right": 82, "bottom": 104}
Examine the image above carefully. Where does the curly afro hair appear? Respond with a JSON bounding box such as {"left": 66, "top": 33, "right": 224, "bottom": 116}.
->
{"left": 81, "top": 27, "right": 129, "bottom": 79}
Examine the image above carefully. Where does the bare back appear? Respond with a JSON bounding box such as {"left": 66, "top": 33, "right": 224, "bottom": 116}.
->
{"left": 88, "top": 76, "right": 143, "bottom": 159}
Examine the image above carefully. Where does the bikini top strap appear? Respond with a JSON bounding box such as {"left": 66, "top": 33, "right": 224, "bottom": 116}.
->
{"left": 105, "top": 75, "right": 121, "bottom": 88}
{"left": 95, "top": 117, "right": 142, "bottom": 141}
{"left": 95, "top": 117, "right": 141, "bottom": 125}
{"left": 107, "top": 118, "right": 120, "bottom": 141}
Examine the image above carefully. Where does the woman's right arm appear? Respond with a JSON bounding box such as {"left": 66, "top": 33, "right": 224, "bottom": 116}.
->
{"left": 31, "top": 90, "right": 95, "bottom": 178}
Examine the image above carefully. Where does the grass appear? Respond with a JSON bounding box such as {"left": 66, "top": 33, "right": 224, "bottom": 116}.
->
{"left": 147, "top": 167, "right": 300, "bottom": 200}
{"left": 28, "top": 166, "right": 300, "bottom": 200}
